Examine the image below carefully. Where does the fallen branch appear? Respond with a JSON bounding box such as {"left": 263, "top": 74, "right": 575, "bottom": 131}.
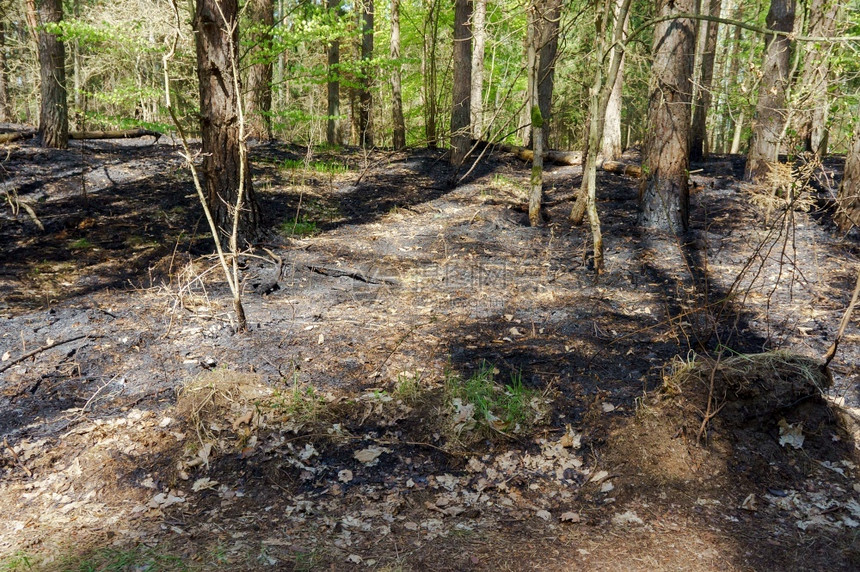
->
{"left": 0, "top": 335, "right": 100, "bottom": 374}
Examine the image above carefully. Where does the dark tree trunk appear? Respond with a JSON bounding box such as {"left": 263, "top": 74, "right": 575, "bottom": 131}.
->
{"left": 359, "top": 0, "right": 374, "bottom": 148}
{"left": 246, "top": 0, "right": 274, "bottom": 140}
{"left": 0, "top": 21, "right": 12, "bottom": 121}
{"left": 796, "top": 0, "right": 838, "bottom": 155}
{"left": 423, "top": 0, "right": 440, "bottom": 148}
{"left": 390, "top": 0, "right": 406, "bottom": 149}
{"left": 745, "top": 0, "right": 796, "bottom": 183}
{"left": 837, "top": 123, "right": 860, "bottom": 231}
{"left": 194, "top": 0, "right": 259, "bottom": 246}
{"left": 536, "top": 0, "right": 561, "bottom": 150}
{"left": 690, "top": 0, "right": 721, "bottom": 162}
{"left": 639, "top": 0, "right": 696, "bottom": 234}
{"left": 35, "top": 0, "right": 68, "bottom": 149}
{"left": 326, "top": 0, "right": 341, "bottom": 146}
{"left": 450, "top": 0, "right": 471, "bottom": 166}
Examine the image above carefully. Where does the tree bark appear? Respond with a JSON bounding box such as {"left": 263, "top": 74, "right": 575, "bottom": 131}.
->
{"left": 33, "top": 0, "right": 68, "bottom": 149}
{"left": 0, "top": 21, "right": 12, "bottom": 121}
{"left": 796, "top": 0, "right": 838, "bottom": 155}
{"left": 390, "top": 0, "right": 406, "bottom": 149}
{"left": 359, "top": 0, "right": 374, "bottom": 148}
{"left": 450, "top": 0, "right": 471, "bottom": 166}
{"left": 744, "top": 0, "right": 796, "bottom": 183}
{"left": 639, "top": 0, "right": 696, "bottom": 234}
{"left": 689, "top": 0, "right": 721, "bottom": 162}
{"left": 837, "top": 123, "right": 860, "bottom": 231}
{"left": 600, "top": 0, "right": 628, "bottom": 161}
{"left": 536, "top": 0, "right": 561, "bottom": 150}
{"left": 326, "top": 0, "right": 341, "bottom": 146}
{"left": 194, "top": 0, "right": 259, "bottom": 246}
{"left": 470, "top": 0, "right": 486, "bottom": 138}
{"left": 422, "top": 0, "right": 440, "bottom": 148}
{"left": 245, "top": 0, "right": 274, "bottom": 140}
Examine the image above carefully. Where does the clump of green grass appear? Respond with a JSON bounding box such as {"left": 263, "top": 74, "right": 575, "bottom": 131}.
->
{"left": 281, "top": 158, "right": 349, "bottom": 174}
{"left": 59, "top": 545, "right": 189, "bottom": 571}
{"left": 267, "top": 375, "right": 326, "bottom": 424}
{"left": 395, "top": 371, "right": 423, "bottom": 402}
{"left": 279, "top": 217, "right": 319, "bottom": 237}
{"left": 445, "top": 361, "right": 546, "bottom": 438}
{"left": 69, "top": 237, "right": 95, "bottom": 250}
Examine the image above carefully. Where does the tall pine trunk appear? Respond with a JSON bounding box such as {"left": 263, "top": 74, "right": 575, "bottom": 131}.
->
{"left": 359, "top": 0, "right": 374, "bottom": 148}
{"left": 450, "top": 0, "right": 471, "bottom": 166}
{"left": 326, "top": 0, "right": 341, "bottom": 146}
{"left": 689, "top": 0, "right": 721, "bottom": 161}
{"left": 0, "top": 21, "right": 11, "bottom": 121}
{"left": 796, "top": 0, "right": 838, "bottom": 155}
{"left": 745, "top": 0, "right": 796, "bottom": 183}
{"left": 470, "top": 0, "right": 486, "bottom": 138}
{"left": 194, "top": 0, "right": 259, "bottom": 246}
{"left": 639, "top": 0, "right": 696, "bottom": 234}
{"left": 391, "top": 0, "right": 406, "bottom": 149}
{"left": 422, "top": 0, "right": 440, "bottom": 148}
{"left": 246, "top": 0, "right": 274, "bottom": 140}
{"left": 34, "top": 0, "right": 68, "bottom": 148}
{"left": 600, "top": 0, "right": 628, "bottom": 161}
{"left": 536, "top": 0, "right": 560, "bottom": 150}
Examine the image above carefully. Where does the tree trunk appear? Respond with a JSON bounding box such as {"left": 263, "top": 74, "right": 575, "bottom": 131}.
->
{"left": 423, "top": 0, "right": 440, "bottom": 148}
{"left": 528, "top": 1, "right": 543, "bottom": 226}
{"left": 450, "top": 0, "right": 471, "bottom": 166}
{"left": 744, "top": 0, "right": 796, "bottom": 183}
{"left": 246, "top": 0, "right": 274, "bottom": 140}
{"left": 796, "top": 0, "right": 838, "bottom": 155}
{"left": 0, "top": 21, "right": 12, "bottom": 121}
{"left": 639, "top": 0, "right": 696, "bottom": 234}
{"left": 326, "top": 0, "right": 341, "bottom": 146}
{"left": 359, "top": 0, "right": 374, "bottom": 148}
{"left": 470, "top": 0, "right": 486, "bottom": 138}
{"left": 599, "top": 0, "right": 628, "bottom": 161}
{"left": 390, "top": 0, "right": 406, "bottom": 149}
{"left": 33, "top": 0, "right": 68, "bottom": 149}
{"left": 194, "top": 0, "right": 259, "bottom": 246}
{"left": 690, "top": 0, "right": 721, "bottom": 162}
{"left": 837, "top": 123, "right": 860, "bottom": 231}
{"left": 536, "top": 0, "right": 561, "bottom": 150}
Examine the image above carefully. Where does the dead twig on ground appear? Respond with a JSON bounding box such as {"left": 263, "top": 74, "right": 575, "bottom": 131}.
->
{"left": 0, "top": 335, "right": 99, "bottom": 374}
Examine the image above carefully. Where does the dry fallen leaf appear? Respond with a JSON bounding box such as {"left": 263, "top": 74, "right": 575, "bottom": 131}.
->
{"left": 741, "top": 493, "right": 758, "bottom": 511}
{"left": 338, "top": 469, "right": 354, "bottom": 483}
{"left": 560, "top": 511, "right": 581, "bottom": 523}
{"left": 192, "top": 477, "right": 218, "bottom": 492}
{"left": 354, "top": 446, "right": 389, "bottom": 466}
{"left": 536, "top": 509, "right": 552, "bottom": 521}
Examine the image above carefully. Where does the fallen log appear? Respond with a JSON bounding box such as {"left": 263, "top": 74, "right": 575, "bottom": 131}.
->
{"left": 70, "top": 128, "right": 162, "bottom": 141}
{"left": 0, "top": 128, "right": 162, "bottom": 145}
{"left": 498, "top": 142, "right": 641, "bottom": 175}
{"left": 599, "top": 160, "right": 641, "bottom": 177}
{"left": 0, "top": 130, "right": 37, "bottom": 144}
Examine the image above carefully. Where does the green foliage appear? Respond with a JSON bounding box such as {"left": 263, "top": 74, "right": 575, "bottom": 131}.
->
{"left": 69, "top": 238, "right": 95, "bottom": 250}
{"left": 0, "top": 551, "right": 33, "bottom": 571}
{"left": 279, "top": 217, "right": 319, "bottom": 237}
{"left": 445, "top": 361, "right": 545, "bottom": 435}
{"left": 280, "top": 159, "right": 349, "bottom": 174}
{"left": 267, "top": 376, "right": 326, "bottom": 423}
{"left": 59, "top": 545, "right": 188, "bottom": 572}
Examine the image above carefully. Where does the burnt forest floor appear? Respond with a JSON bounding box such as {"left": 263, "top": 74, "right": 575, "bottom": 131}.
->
{"left": 1, "top": 125, "right": 860, "bottom": 571}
